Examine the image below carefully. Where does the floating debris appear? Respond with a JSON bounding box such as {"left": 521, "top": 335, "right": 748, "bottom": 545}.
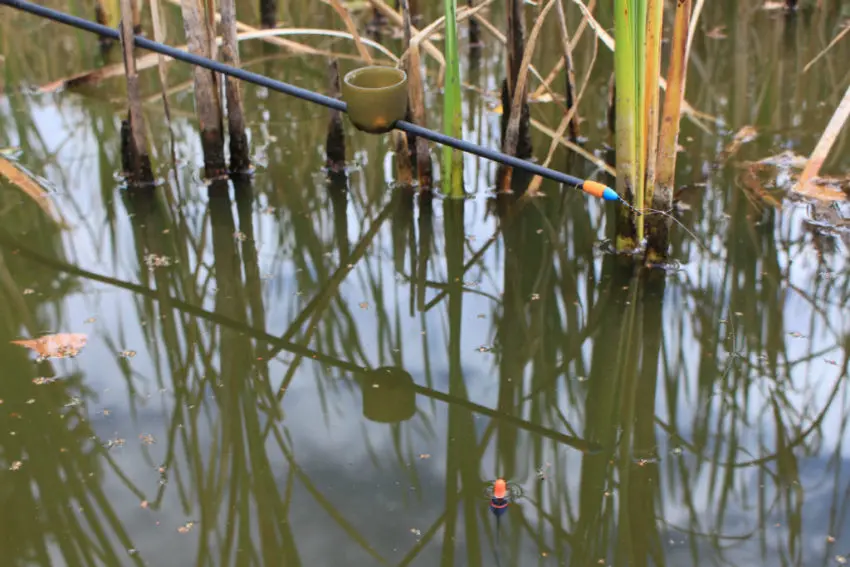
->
{"left": 22, "top": 288, "right": 34, "bottom": 295}
{"left": 359, "top": 302, "right": 369, "bottom": 309}
{"left": 418, "top": 453, "right": 430, "bottom": 460}
{"left": 9, "top": 461, "right": 23, "bottom": 471}
{"left": 144, "top": 253, "right": 172, "bottom": 270}
{"left": 233, "top": 231, "right": 247, "bottom": 241}
{"left": 84, "top": 317, "right": 96, "bottom": 324}
{"left": 32, "top": 377, "right": 58, "bottom": 385}
{"left": 139, "top": 434, "right": 156, "bottom": 446}
{"left": 104, "top": 438, "right": 126, "bottom": 450}
{"left": 119, "top": 350, "right": 137, "bottom": 359}
{"left": 177, "top": 521, "right": 195, "bottom": 534}
{"left": 11, "top": 333, "right": 88, "bottom": 360}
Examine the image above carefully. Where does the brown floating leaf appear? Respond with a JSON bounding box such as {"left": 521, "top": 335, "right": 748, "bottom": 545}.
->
{"left": 11, "top": 333, "right": 88, "bottom": 360}
{"left": 723, "top": 125, "right": 758, "bottom": 158}
{"left": 0, "top": 156, "right": 65, "bottom": 225}
{"left": 705, "top": 25, "right": 727, "bottom": 39}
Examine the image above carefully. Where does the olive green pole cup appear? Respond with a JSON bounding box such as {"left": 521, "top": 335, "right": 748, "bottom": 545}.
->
{"left": 341, "top": 66, "right": 408, "bottom": 134}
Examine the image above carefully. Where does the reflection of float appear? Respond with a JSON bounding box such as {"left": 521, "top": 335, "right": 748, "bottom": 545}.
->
{"left": 484, "top": 478, "right": 523, "bottom": 518}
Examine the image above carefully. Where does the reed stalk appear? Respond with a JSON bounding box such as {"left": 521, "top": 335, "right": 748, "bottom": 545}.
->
{"left": 220, "top": 0, "right": 251, "bottom": 174}
{"left": 401, "top": 0, "right": 431, "bottom": 188}
{"left": 647, "top": 0, "right": 692, "bottom": 262}
{"left": 179, "top": 0, "right": 226, "bottom": 177}
{"left": 642, "top": 0, "right": 663, "bottom": 217}
{"left": 118, "top": 0, "right": 153, "bottom": 187}
{"left": 613, "top": 0, "right": 638, "bottom": 250}
{"left": 442, "top": 0, "right": 464, "bottom": 197}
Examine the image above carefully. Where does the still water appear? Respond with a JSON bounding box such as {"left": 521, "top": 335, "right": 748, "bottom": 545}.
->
{"left": 1, "top": 0, "right": 850, "bottom": 565}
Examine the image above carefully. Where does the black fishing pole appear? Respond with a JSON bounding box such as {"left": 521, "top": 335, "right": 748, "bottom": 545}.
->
{"left": 1, "top": 0, "right": 623, "bottom": 203}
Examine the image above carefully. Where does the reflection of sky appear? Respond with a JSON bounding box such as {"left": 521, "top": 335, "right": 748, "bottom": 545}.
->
{"left": 3, "top": 66, "right": 850, "bottom": 567}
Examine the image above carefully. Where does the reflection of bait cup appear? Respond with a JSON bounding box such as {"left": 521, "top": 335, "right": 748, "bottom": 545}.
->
{"left": 360, "top": 366, "right": 416, "bottom": 423}
{"left": 341, "top": 66, "right": 408, "bottom": 134}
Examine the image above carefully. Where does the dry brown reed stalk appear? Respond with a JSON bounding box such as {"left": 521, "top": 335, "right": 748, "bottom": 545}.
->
{"left": 326, "top": 60, "right": 346, "bottom": 171}
{"left": 466, "top": 11, "right": 558, "bottom": 107}
{"left": 642, "top": 0, "right": 663, "bottom": 217}
{"left": 367, "top": 0, "right": 446, "bottom": 86}
{"left": 221, "top": 0, "right": 251, "bottom": 173}
{"left": 149, "top": 0, "right": 180, "bottom": 186}
{"left": 526, "top": 33, "right": 598, "bottom": 194}
{"left": 498, "top": 0, "right": 558, "bottom": 191}
{"left": 803, "top": 24, "right": 850, "bottom": 74}
{"left": 647, "top": 0, "right": 692, "bottom": 261}
{"left": 555, "top": 0, "right": 579, "bottom": 141}
{"left": 401, "top": 0, "right": 432, "bottom": 189}
{"left": 164, "top": 0, "right": 349, "bottom": 58}
{"left": 797, "top": 84, "right": 850, "bottom": 196}
{"left": 119, "top": 0, "right": 154, "bottom": 186}
{"left": 397, "top": 0, "right": 494, "bottom": 64}
{"left": 530, "top": 0, "right": 595, "bottom": 100}
{"left": 330, "top": 0, "right": 373, "bottom": 64}
{"left": 179, "top": 0, "right": 225, "bottom": 176}
{"left": 568, "top": 0, "right": 712, "bottom": 130}
{"left": 130, "top": 0, "right": 142, "bottom": 33}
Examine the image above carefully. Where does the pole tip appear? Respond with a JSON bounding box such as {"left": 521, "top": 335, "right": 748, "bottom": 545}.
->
{"left": 602, "top": 187, "right": 620, "bottom": 202}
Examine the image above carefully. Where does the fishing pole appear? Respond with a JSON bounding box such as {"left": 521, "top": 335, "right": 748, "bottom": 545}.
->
{"left": 1, "top": 0, "right": 623, "bottom": 204}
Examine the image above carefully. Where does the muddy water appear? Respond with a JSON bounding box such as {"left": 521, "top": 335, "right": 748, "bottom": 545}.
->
{"left": 1, "top": 0, "right": 850, "bottom": 565}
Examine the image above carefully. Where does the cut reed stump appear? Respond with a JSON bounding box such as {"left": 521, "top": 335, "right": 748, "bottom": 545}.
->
{"left": 260, "top": 0, "right": 277, "bottom": 28}
{"left": 401, "top": 0, "right": 432, "bottom": 190}
{"left": 326, "top": 60, "right": 346, "bottom": 172}
{"left": 220, "top": 0, "right": 251, "bottom": 174}
{"left": 179, "top": 0, "right": 226, "bottom": 177}
{"left": 94, "top": 0, "right": 115, "bottom": 49}
{"left": 118, "top": 0, "right": 154, "bottom": 187}
{"left": 501, "top": 0, "right": 532, "bottom": 160}
{"left": 647, "top": 0, "right": 692, "bottom": 262}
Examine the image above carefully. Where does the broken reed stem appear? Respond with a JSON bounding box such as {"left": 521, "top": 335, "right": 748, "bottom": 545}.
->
{"left": 648, "top": 0, "right": 692, "bottom": 262}
{"left": 498, "top": 0, "right": 556, "bottom": 191}
{"left": 260, "top": 0, "right": 277, "bottom": 28}
{"left": 368, "top": 0, "right": 446, "bottom": 86}
{"left": 94, "top": 0, "right": 115, "bottom": 47}
{"left": 131, "top": 0, "right": 142, "bottom": 33}
{"left": 330, "top": 0, "right": 373, "bottom": 64}
{"left": 530, "top": 0, "right": 595, "bottom": 100}
{"left": 526, "top": 34, "right": 597, "bottom": 194}
{"left": 555, "top": 0, "right": 579, "bottom": 142}
{"left": 498, "top": 0, "right": 533, "bottom": 182}
{"left": 401, "top": 0, "right": 432, "bottom": 189}
{"left": 468, "top": 0, "right": 480, "bottom": 46}
{"left": 119, "top": 0, "right": 154, "bottom": 186}
{"left": 220, "top": 0, "right": 251, "bottom": 173}
{"left": 642, "top": 0, "right": 663, "bottom": 220}
{"left": 179, "top": 0, "right": 226, "bottom": 176}
{"left": 150, "top": 0, "right": 181, "bottom": 187}
{"left": 326, "top": 59, "right": 346, "bottom": 171}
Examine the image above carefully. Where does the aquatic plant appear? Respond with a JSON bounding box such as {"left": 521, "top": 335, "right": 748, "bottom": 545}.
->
{"left": 442, "top": 0, "right": 464, "bottom": 197}
{"left": 613, "top": 0, "right": 693, "bottom": 259}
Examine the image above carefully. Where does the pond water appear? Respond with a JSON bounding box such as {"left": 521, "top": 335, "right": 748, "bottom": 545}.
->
{"left": 1, "top": 0, "right": 850, "bottom": 565}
